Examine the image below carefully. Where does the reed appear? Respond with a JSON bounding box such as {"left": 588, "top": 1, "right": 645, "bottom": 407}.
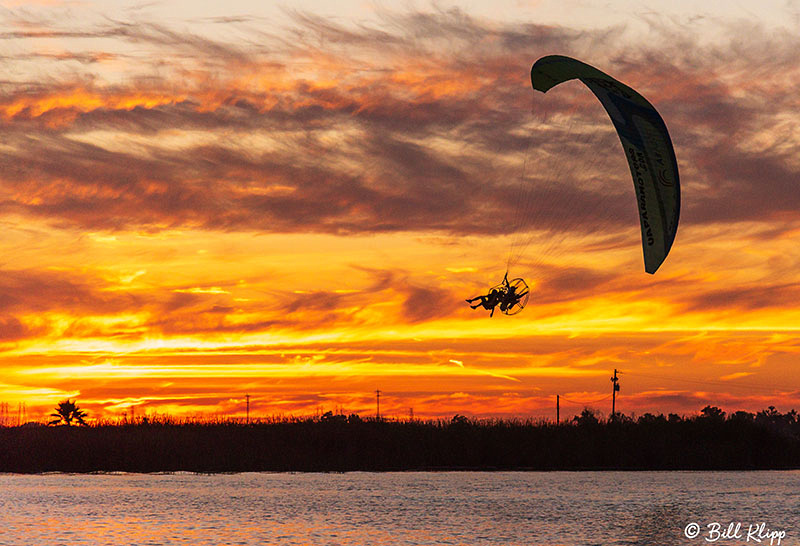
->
{"left": 1, "top": 406, "right": 798, "bottom": 473}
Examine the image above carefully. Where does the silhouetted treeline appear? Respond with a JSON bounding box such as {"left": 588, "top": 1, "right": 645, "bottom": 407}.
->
{"left": 1, "top": 406, "right": 799, "bottom": 473}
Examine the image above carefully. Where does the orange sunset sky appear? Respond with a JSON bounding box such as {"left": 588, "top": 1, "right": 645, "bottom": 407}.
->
{"left": 1, "top": 0, "right": 799, "bottom": 422}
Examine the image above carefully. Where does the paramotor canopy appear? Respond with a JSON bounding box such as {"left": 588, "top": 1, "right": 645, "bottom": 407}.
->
{"left": 530, "top": 55, "right": 680, "bottom": 274}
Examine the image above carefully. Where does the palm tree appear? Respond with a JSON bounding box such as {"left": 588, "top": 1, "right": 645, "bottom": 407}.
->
{"left": 49, "top": 399, "right": 88, "bottom": 426}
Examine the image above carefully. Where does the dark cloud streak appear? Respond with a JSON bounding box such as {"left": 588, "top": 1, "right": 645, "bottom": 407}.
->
{"left": 0, "top": 8, "right": 798, "bottom": 240}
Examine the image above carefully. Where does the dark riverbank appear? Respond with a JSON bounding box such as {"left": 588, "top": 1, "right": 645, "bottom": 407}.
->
{"left": 2, "top": 407, "right": 799, "bottom": 473}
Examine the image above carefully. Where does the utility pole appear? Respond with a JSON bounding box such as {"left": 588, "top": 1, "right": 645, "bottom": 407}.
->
{"left": 245, "top": 394, "right": 250, "bottom": 424}
{"left": 556, "top": 395, "right": 560, "bottom": 424}
{"left": 376, "top": 389, "right": 381, "bottom": 421}
{"left": 610, "top": 369, "right": 620, "bottom": 420}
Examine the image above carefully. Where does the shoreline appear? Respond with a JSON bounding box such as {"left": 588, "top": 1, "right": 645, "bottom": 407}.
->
{"left": 3, "top": 412, "right": 799, "bottom": 473}
{"left": 3, "top": 467, "right": 800, "bottom": 475}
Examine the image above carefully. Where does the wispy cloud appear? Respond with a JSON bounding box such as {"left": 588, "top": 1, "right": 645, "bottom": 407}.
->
{"left": 0, "top": 9, "right": 796, "bottom": 243}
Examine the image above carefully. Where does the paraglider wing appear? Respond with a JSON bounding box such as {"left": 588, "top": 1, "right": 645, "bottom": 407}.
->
{"left": 530, "top": 55, "right": 680, "bottom": 274}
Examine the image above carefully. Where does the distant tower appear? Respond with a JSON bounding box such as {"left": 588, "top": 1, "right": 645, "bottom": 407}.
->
{"left": 17, "top": 402, "right": 27, "bottom": 426}
{"left": 376, "top": 389, "right": 381, "bottom": 421}
{"left": 245, "top": 394, "right": 250, "bottom": 424}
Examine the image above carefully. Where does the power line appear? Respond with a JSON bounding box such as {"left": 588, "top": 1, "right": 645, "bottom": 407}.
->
{"left": 620, "top": 370, "right": 797, "bottom": 395}
{"left": 558, "top": 393, "right": 613, "bottom": 406}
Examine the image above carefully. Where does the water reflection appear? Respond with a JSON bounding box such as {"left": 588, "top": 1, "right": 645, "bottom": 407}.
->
{"left": 0, "top": 471, "right": 797, "bottom": 545}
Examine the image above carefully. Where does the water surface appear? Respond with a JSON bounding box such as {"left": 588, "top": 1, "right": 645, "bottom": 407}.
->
{"left": 0, "top": 471, "right": 797, "bottom": 545}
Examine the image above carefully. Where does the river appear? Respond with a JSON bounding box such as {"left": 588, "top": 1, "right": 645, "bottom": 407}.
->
{"left": 0, "top": 471, "right": 797, "bottom": 545}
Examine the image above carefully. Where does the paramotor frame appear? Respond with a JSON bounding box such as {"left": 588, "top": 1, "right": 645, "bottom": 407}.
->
{"left": 490, "top": 277, "right": 529, "bottom": 315}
